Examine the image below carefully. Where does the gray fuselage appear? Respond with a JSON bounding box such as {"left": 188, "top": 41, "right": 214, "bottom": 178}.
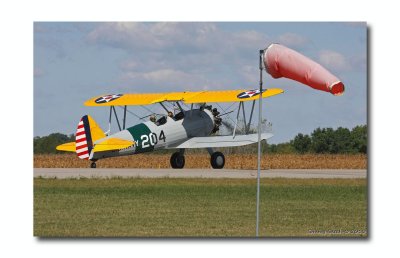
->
{"left": 90, "top": 108, "right": 215, "bottom": 160}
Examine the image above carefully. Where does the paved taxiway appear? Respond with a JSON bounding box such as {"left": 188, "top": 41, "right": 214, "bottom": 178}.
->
{"left": 34, "top": 168, "right": 366, "bottom": 179}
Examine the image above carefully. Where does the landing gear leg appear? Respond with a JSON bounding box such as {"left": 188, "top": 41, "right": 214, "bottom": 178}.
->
{"left": 90, "top": 162, "right": 97, "bottom": 168}
{"left": 170, "top": 149, "right": 185, "bottom": 169}
{"left": 207, "top": 148, "right": 225, "bottom": 169}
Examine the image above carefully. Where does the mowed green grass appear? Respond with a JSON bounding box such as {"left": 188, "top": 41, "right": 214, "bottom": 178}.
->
{"left": 34, "top": 178, "right": 367, "bottom": 237}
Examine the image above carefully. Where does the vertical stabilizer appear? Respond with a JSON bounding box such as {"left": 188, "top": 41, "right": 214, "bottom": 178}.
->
{"left": 75, "top": 115, "right": 105, "bottom": 160}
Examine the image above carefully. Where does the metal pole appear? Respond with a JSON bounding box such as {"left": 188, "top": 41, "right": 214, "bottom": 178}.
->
{"left": 256, "top": 49, "right": 264, "bottom": 237}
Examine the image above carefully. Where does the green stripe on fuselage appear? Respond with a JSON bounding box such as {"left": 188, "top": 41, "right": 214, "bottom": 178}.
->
{"left": 127, "top": 123, "right": 154, "bottom": 154}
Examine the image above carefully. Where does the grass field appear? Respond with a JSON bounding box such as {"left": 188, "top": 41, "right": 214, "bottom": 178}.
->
{"left": 34, "top": 178, "right": 367, "bottom": 237}
{"left": 34, "top": 153, "right": 367, "bottom": 169}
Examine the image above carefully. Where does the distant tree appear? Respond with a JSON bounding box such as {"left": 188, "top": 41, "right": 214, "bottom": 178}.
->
{"left": 34, "top": 133, "right": 74, "bottom": 154}
{"left": 267, "top": 143, "right": 278, "bottom": 153}
{"left": 351, "top": 125, "right": 367, "bottom": 153}
{"left": 272, "top": 142, "right": 296, "bottom": 154}
{"left": 331, "top": 127, "right": 353, "bottom": 153}
{"left": 292, "top": 133, "right": 312, "bottom": 153}
{"left": 311, "top": 128, "right": 333, "bottom": 153}
{"left": 309, "top": 126, "right": 367, "bottom": 154}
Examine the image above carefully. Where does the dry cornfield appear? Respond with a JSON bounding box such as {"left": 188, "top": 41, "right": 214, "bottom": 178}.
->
{"left": 34, "top": 153, "right": 366, "bottom": 169}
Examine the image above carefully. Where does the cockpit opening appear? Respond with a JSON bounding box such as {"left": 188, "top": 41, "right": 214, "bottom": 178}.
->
{"left": 150, "top": 114, "right": 168, "bottom": 126}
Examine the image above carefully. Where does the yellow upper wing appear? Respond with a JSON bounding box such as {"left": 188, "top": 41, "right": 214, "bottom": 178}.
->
{"left": 184, "top": 88, "right": 284, "bottom": 104}
{"left": 84, "top": 88, "right": 284, "bottom": 106}
{"left": 84, "top": 93, "right": 165, "bottom": 106}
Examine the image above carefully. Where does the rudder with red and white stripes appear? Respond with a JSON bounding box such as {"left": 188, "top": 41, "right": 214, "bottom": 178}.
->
{"left": 75, "top": 115, "right": 93, "bottom": 160}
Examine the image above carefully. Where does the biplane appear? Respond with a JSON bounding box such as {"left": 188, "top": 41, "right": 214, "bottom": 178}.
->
{"left": 56, "top": 88, "right": 284, "bottom": 168}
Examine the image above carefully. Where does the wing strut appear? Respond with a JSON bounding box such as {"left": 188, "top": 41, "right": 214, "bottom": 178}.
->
{"left": 176, "top": 102, "right": 184, "bottom": 112}
{"left": 246, "top": 100, "right": 256, "bottom": 134}
{"left": 118, "top": 106, "right": 148, "bottom": 121}
{"left": 112, "top": 106, "right": 122, "bottom": 131}
{"left": 123, "top": 105, "right": 127, "bottom": 129}
{"left": 107, "top": 106, "right": 112, "bottom": 136}
{"left": 159, "top": 102, "right": 169, "bottom": 113}
{"left": 106, "top": 106, "right": 124, "bottom": 135}
{"left": 232, "top": 101, "right": 242, "bottom": 138}
{"left": 242, "top": 101, "right": 247, "bottom": 134}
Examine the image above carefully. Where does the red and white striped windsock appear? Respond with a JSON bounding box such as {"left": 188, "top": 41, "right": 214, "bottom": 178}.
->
{"left": 264, "top": 44, "right": 345, "bottom": 96}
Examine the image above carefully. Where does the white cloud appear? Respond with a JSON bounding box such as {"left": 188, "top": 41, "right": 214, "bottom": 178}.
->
{"left": 87, "top": 22, "right": 269, "bottom": 55}
{"left": 88, "top": 23, "right": 363, "bottom": 93}
{"left": 87, "top": 22, "right": 273, "bottom": 89}
{"left": 349, "top": 53, "right": 367, "bottom": 72}
{"left": 277, "top": 32, "right": 308, "bottom": 47}
{"left": 120, "top": 69, "right": 204, "bottom": 91}
{"left": 87, "top": 22, "right": 223, "bottom": 52}
{"left": 318, "top": 50, "right": 350, "bottom": 72}
{"left": 126, "top": 69, "right": 192, "bottom": 83}
{"left": 119, "top": 60, "right": 139, "bottom": 71}
{"left": 119, "top": 67, "right": 236, "bottom": 92}
{"left": 237, "top": 65, "right": 259, "bottom": 85}
{"left": 318, "top": 49, "right": 366, "bottom": 73}
{"left": 231, "top": 30, "right": 268, "bottom": 48}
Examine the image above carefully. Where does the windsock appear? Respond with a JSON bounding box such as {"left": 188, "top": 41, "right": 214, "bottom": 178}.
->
{"left": 264, "top": 44, "right": 344, "bottom": 96}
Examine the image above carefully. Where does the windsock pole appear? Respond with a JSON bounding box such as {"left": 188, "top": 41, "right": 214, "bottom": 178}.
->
{"left": 256, "top": 49, "right": 264, "bottom": 237}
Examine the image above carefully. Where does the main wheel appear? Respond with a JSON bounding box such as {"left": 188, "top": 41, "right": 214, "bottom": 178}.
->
{"left": 211, "top": 152, "right": 225, "bottom": 169}
{"left": 90, "top": 162, "right": 97, "bottom": 168}
{"left": 170, "top": 152, "right": 185, "bottom": 169}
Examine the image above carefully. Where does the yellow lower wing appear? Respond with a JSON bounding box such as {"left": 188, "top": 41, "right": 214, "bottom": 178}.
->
{"left": 93, "top": 138, "right": 134, "bottom": 152}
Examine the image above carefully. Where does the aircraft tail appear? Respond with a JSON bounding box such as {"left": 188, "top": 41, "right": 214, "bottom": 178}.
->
{"left": 75, "top": 115, "right": 105, "bottom": 160}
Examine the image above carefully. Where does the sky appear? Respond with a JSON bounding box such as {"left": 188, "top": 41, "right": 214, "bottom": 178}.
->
{"left": 34, "top": 22, "right": 367, "bottom": 143}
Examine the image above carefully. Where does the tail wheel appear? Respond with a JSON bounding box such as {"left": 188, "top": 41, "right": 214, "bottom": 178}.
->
{"left": 90, "top": 162, "right": 97, "bottom": 168}
{"left": 170, "top": 152, "right": 185, "bottom": 169}
{"left": 211, "top": 152, "right": 225, "bottom": 169}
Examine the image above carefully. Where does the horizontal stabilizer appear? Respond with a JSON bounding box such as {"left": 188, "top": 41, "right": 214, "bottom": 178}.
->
{"left": 171, "top": 133, "right": 273, "bottom": 149}
{"left": 93, "top": 138, "right": 134, "bottom": 152}
{"left": 56, "top": 142, "right": 75, "bottom": 152}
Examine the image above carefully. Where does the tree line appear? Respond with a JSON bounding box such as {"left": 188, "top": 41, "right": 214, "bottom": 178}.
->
{"left": 33, "top": 125, "right": 367, "bottom": 154}
{"left": 34, "top": 133, "right": 75, "bottom": 154}
{"left": 269, "top": 125, "right": 367, "bottom": 154}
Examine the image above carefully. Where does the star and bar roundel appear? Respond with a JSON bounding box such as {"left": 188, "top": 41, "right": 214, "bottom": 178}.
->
{"left": 237, "top": 89, "right": 267, "bottom": 99}
{"left": 95, "top": 94, "right": 123, "bottom": 104}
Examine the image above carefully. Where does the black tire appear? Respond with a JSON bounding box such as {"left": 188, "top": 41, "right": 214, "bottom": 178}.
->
{"left": 90, "top": 162, "right": 96, "bottom": 168}
{"left": 211, "top": 152, "right": 225, "bottom": 169}
{"left": 170, "top": 152, "right": 185, "bottom": 169}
